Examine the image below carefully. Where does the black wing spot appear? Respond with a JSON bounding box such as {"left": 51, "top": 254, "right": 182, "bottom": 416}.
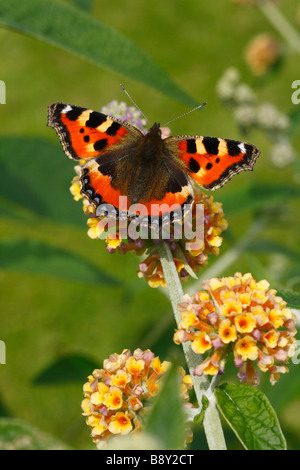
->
{"left": 186, "top": 139, "right": 197, "bottom": 154}
{"left": 216, "top": 157, "right": 220, "bottom": 163}
{"left": 106, "top": 122, "right": 121, "bottom": 136}
{"left": 66, "top": 106, "right": 85, "bottom": 121}
{"left": 206, "top": 162, "right": 213, "bottom": 170}
{"left": 97, "top": 162, "right": 115, "bottom": 177}
{"left": 79, "top": 128, "right": 84, "bottom": 133}
{"left": 226, "top": 139, "right": 241, "bottom": 157}
{"left": 166, "top": 178, "right": 182, "bottom": 194}
{"left": 203, "top": 137, "right": 219, "bottom": 155}
{"left": 84, "top": 135, "right": 90, "bottom": 143}
{"left": 244, "top": 143, "right": 254, "bottom": 156}
{"left": 94, "top": 139, "right": 108, "bottom": 151}
{"left": 189, "top": 157, "right": 200, "bottom": 173}
{"left": 86, "top": 112, "right": 107, "bottom": 128}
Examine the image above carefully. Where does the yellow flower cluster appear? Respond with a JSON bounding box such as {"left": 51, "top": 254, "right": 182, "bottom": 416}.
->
{"left": 174, "top": 272, "right": 297, "bottom": 385}
{"left": 137, "top": 186, "right": 228, "bottom": 288}
{"left": 81, "top": 349, "right": 193, "bottom": 448}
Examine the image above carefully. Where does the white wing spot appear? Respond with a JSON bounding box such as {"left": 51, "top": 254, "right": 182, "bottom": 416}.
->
{"left": 61, "top": 105, "right": 72, "bottom": 114}
{"left": 239, "top": 143, "right": 246, "bottom": 154}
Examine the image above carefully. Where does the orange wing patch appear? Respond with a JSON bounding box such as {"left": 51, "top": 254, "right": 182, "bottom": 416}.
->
{"left": 140, "top": 184, "right": 193, "bottom": 217}
{"left": 80, "top": 160, "right": 125, "bottom": 211}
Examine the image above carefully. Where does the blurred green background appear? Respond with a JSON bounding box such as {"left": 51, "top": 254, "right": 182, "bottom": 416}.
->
{"left": 0, "top": 0, "right": 300, "bottom": 450}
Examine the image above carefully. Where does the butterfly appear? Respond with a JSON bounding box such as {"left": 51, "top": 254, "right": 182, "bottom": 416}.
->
{"left": 47, "top": 103, "right": 260, "bottom": 223}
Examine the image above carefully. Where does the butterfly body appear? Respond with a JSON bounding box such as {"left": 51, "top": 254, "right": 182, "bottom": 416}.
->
{"left": 48, "top": 103, "right": 260, "bottom": 220}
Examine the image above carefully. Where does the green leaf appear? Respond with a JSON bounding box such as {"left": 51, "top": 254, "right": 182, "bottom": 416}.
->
{"left": 0, "top": 418, "right": 70, "bottom": 450}
{"left": 33, "top": 354, "right": 98, "bottom": 384}
{"left": 215, "top": 382, "right": 286, "bottom": 450}
{"left": 144, "top": 362, "right": 186, "bottom": 450}
{"left": 0, "top": 0, "right": 196, "bottom": 106}
{"left": 194, "top": 394, "right": 209, "bottom": 425}
{"left": 67, "top": 0, "right": 93, "bottom": 12}
{"left": 0, "top": 136, "right": 85, "bottom": 226}
{"left": 276, "top": 289, "right": 300, "bottom": 309}
{"left": 0, "top": 238, "right": 120, "bottom": 286}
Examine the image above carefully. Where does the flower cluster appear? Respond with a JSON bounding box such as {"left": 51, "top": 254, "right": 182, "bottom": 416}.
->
{"left": 81, "top": 348, "right": 193, "bottom": 448}
{"left": 216, "top": 67, "right": 295, "bottom": 168}
{"left": 100, "top": 100, "right": 148, "bottom": 132}
{"left": 137, "top": 186, "right": 228, "bottom": 287}
{"left": 245, "top": 34, "right": 282, "bottom": 76}
{"left": 174, "top": 272, "right": 297, "bottom": 385}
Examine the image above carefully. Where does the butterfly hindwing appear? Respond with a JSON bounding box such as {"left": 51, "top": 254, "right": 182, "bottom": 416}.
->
{"left": 47, "top": 103, "right": 142, "bottom": 161}
{"left": 80, "top": 136, "right": 194, "bottom": 217}
{"left": 164, "top": 135, "right": 260, "bottom": 190}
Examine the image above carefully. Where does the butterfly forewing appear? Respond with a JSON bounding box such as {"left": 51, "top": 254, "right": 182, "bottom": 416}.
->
{"left": 164, "top": 135, "right": 260, "bottom": 190}
{"left": 47, "top": 103, "right": 142, "bottom": 161}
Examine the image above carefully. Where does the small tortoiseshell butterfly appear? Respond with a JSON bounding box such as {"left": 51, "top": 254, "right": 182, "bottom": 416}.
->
{"left": 47, "top": 103, "right": 260, "bottom": 221}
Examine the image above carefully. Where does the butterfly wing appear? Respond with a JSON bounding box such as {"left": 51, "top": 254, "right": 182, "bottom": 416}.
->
{"left": 164, "top": 135, "right": 260, "bottom": 190}
{"left": 47, "top": 103, "right": 142, "bottom": 161}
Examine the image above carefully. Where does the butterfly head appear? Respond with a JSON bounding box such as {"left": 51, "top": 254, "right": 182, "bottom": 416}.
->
{"left": 147, "top": 122, "right": 161, "bottom": 135}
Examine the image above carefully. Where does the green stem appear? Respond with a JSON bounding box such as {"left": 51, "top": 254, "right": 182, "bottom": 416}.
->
{"left": 258, "top": 0, "right": 300, "bottom": 53}
{"left": 157, "top": 241, "right": 227, "bottom": 450}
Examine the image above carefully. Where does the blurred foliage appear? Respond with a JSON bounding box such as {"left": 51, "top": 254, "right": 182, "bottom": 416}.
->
{"left": 0, "top": 0, "right": 299, "bottom": 450}
{"left": 0, "top": 417, "right": 70, "bottom": 450}
{"left": 144, "top": 361, "right": 187, "bottom": 450}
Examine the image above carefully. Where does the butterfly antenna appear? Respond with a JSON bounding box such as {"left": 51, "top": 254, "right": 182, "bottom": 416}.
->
{"left": 120, "top": 84, "right": 150, "bottom": 125}
{"left": 162, "top": 102, "right": 207, "bottom": 126}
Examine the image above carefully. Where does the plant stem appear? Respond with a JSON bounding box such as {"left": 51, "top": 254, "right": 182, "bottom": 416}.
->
{"left": 157, "top": 241, "right": 227, "bottom": 450}
{"left": 258, "top": 0, "right": 300, "bottom": 53}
